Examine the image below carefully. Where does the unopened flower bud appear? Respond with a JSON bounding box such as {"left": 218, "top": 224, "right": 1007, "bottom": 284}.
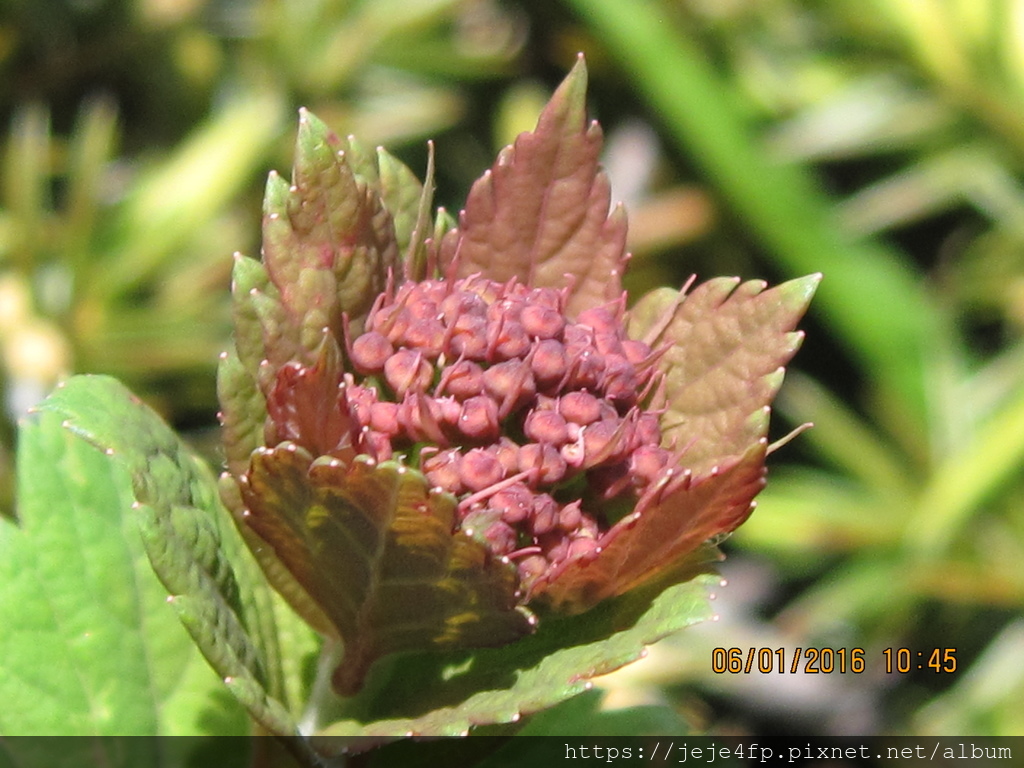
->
{"left": 488, "top": 318, "right": 531, "bottom": 360}
{"left": 368, "top": 401, "right": 400, "bottom": 435}
{"left": 491, "top": 482, "right": 534, "bottom": 524}
{"left": 581, "top": 418, "right": 627, "bottom": 468}
{"left": 459, "top": 447, "right": 505, "bottom": 492}
{"left": 423, "top": 448, "right": 463, "bottom": 494}
{"left": 384, "top": 349, "right": 433, "bottom": 397}
{"left": 349, "top": 331, "right": 393, "bottom": 373}
{"left": 629, "top": 444, "right": 671, "bottom": 486}
{"left": 518, "top": 442, "right": 567, "bottom": 485}
{"left": 462, "top": 509, "right": 517, "bottom": 555}
{"left": 621, "top": 338, "right": 653, "bottom": 365}
{"left": 449, "top": 315, "right": 488, "bottom": 359}
{"left": 403, "top": 318, "right": 446, "bottom": 358}
{"left": 520, "top": 303, "right": 566, "bottom": 340}
{"left": 483, "top": 359, "right": 536, "bottom": 415}
{"left": 523, "top": 409, "right": 570, "bottom": 445}
{"left": 558, "top": 391, "right": 602, "bottom": 425}
{"left": 530, "top": 339, "right": 569, "bottom": 386}
{"left": 459, "top": 395, "right": 500, "bottom": 441}
{"left": 530, "top": 494, "right": 559, "bottom": 536}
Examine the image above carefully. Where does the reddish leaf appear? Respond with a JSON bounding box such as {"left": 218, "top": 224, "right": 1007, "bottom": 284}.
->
{"left": 530, "top": 443, "right": 766, "bottom": 613}
{"left": 237, "top": 444, "right": 534, "bottom": 696}
{"left": 438, "top": 55, "right": 627, "bottom": 317}
{"left": 629, "top": 274, "right": 820, "bottom": 477}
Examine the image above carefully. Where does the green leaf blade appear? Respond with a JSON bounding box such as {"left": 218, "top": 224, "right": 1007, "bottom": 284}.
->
{"left": 35, "top": 375, "right": 308, "bottom": 738}
{"left": 1, "top": 407, "right": 246, "bottom": 737}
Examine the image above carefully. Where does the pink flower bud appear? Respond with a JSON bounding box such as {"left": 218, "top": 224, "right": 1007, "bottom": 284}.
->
{"left": 440, "top": 290, "right": 486, "bottom": 324}
{"left": 438, "top": 359, "right": 484, "bottom": 400}
{"left": 566, "top": 347, "right": 604, "bottom": 390}
{"left": 530, "top": 339, "right": 569, "bottom": 386}
{"left": 530, "top": 494, "right": 559, "bottom": 536}
{"left": 344, "top": 384, "right": 376, "bottom": 428}
{"left": 492, "top": 437, "right": 520, "bottom": 475}
{"left": 600, "top": 354, "right": 640, "bottom": 404}
{"left": 459, "top": 447, "right": 505, "bottom": 491}
{"left": 423, "top": 448, "right": 463, "bottom": 494}
{"left": 349, "top": 331, "right": 393, "bottom": 373}
{"left": 518, "top": 442, "right": 567, "bottom": 485}
{"left": 520, "top": 303, "right": 566, "bottom": 340}
{"left": 462, "top": 508, "right": 517, "bottom": 555}
{"left": 406, "top": 297, "right": 439, "bottom": 321}
{"left": 397, "top": 393, "right": 446, "bottom": 444}
{"left": 634, "top": 412, "right": 661, "bottom": 445}
{"left": 371, "top": 306, "right": 411, "bottom": 343}
{"left": 594, "top": 331, "right": 624, "bottom": 357}
{"left": 523, "top": 409, "right": 570, "bottom": 445}
{"left": 384, "top": 349, "right": 433, "bottom": 397}
{"left": 368, "top": 401, "right": 400, "bottom": 435}
{"left": 576, "top": 306, "right": 618, "bottom": 332}
{"left": 359, "top": 428, "right": 393, "bottom": 462}
{"left": 558, "top": 500, "right": 582, "bottom": 531}
{"left": 449, "top": 314, "right": 488, "bottom": 359}
{"left": 621, "top": 338, "right": 652, "bottom": 365}
{"left": 491, "top": 482, "right": 534, "bottom": 524}
{"left": 459, "top": 395, "right": 500, "bottom": 441}
{"left": 488, "top": 318, "right": 531, "bottom": 361}
{"left": 629, "top": 444, "right": 671, "bottom": 486}
{"left": 483, "top": 359, "right": 536, "bottom": 416}
{"left": 517, "top": 554, "right": 549, "bottom": 584}
{"left": 567, "top": 536, "right": 599, "bottom": 559}
{"left": 558, "top": 391, "right": 602, "bottom": 425}
{"left": 581, "top": 418, "right": 627, "bottom": 468}
{"left": 402, "top": 318, "right": 446, "bottom": 358}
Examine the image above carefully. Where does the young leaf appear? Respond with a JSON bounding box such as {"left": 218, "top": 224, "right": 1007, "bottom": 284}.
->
{"left": 36, "top": 375, "right": 309, "bottom": 740}
{"left": 529, "top": 444, "right": 766, "bottom": 613}
{"left": 1, "top": 408, "right": 247, "bottom": 738}
{"left": 629, "top": 274, "right": 820, "bottom": 476}
{"left": 262, "top": 109, "right": 398, "bottom": 349}
{"left": 311, "top": 562, "right": 718, "bottom": 740}
{"left": 238, "top": 444, "right": 534, "bottom": 697}
{"left": 438, "top": 55, "right": 628, "bottom": 318}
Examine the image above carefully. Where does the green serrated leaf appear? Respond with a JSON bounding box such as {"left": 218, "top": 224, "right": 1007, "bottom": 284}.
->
{"left": 311, "top": 564, "right": 717, "bottom": 740}
{"left": 36, "top": 375, "right": 307, "bottom": 739}
{"left": 261, "top": 110, "right": 399, "bottom": 346}
{"left": 217, "top": 348, "right": 267, "bottom": 479}
{"left": 238, "top": 444, "right": 534, "bottom": 697}
{"left": 1, "top": 408, "right": 247, "bottom": 739}
{"left": 629, "top": 274, "right": 820, "bottom": 476}
{"left": 437, "top": 55, "right": 628, "bottom": 317}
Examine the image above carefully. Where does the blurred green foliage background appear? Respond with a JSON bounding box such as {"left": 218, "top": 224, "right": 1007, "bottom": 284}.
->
{"left": 1, "top": 0, "right": 1022, "bottom": 738}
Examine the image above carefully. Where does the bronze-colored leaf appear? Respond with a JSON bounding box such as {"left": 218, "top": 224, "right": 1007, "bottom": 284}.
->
{"left": 530, "top": 443, "right": 767, "bottom": 614}
{"left": 237, "top": 444, "right": 534, "bottom": 696}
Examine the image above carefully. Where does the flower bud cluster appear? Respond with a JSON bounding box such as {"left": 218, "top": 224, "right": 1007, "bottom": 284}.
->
{"left": 344, "top": 275, "right": 673, "bottom": 587}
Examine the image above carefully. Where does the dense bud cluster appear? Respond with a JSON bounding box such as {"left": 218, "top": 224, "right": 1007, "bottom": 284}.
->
{"left": 342, "top": 274, "right": 674, "bottom": 588}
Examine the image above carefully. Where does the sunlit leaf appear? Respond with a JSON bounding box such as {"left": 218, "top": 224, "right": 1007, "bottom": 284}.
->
{"left": 438, "top": 56, "right": 628, "bottom": 317}
{"left": 238, "top": 443, "right": 534, "bottom": 696}
{"left": 36, "top": 375, "right": 309, "bottom": 739}
{"left": 629, "top": 274, "right": 819, "bottom": 476}
{"left": 1, "top": 408, "right": 247, "bottom": 739}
